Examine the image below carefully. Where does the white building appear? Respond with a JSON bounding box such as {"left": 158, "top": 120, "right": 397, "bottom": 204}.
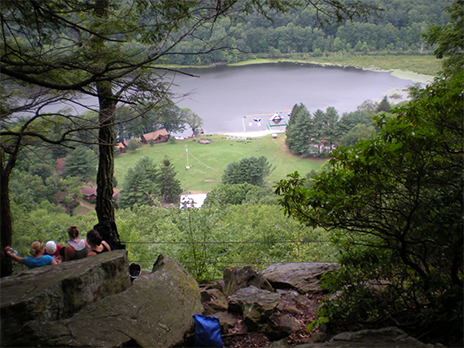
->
{"left": 179, "top": 193, "right": 207, "bottom": 209}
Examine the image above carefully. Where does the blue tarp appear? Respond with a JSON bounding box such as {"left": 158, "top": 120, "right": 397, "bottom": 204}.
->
{"left": 192, "top": 314, "right": 223, "bottom": 348}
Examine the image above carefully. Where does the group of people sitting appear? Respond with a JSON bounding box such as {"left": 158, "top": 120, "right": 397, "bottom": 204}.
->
{"left": 4, "top": 225, "right": 112, "bottom": 270}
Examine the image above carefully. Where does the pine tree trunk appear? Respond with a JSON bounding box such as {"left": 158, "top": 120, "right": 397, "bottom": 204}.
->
{"left": 95, "top": 81, "right": 116, "bottom": 223}
{"left": 1, "top": 148, "right": 16, "bottom": 277}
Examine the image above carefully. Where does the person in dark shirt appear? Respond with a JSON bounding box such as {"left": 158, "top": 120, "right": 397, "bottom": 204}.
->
{"left": 86, "top": 229, "right": 111, "bottom": 256}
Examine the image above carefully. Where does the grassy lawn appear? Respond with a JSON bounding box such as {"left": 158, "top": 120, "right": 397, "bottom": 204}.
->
{"left": 114, "top": 133, "right": 326, "bottom": 193}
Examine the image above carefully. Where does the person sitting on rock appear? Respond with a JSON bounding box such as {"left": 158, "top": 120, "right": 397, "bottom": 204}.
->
{"left": 43, "top": 240, "right": 62, "bottom": 263}
{"left": 4, "top": 241, "right": 57, "bottom": 269}
{"left": 86, "top": 229, "right": 111, "bottom": 256}
{"left": 64, "top": 225, "right": 90, "bottom": 261}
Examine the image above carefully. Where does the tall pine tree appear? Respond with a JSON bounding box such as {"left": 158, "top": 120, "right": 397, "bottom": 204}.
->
{"left": 286, "top": 105, "right": 314, "bottom": 156}
{"left": 63, "top": 146, "right": 98, "bottom": 181}
{"left": 158, "top": 157, "right": 182, "bottom": 203}
{"left": 118, "top": 157, "right": 160, "bottom": 208}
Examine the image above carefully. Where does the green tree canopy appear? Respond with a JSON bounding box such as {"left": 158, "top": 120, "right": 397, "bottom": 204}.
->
{"left": 376, "top": 95, "right": 391, "bottom": 112}
{"left": 425, "top": 0, "right": 464, "bottom": 77}
{"left": 63, "top": 146, "right": 98, "bottom": 180}
{"left": 205, "top": 183, "right": 276, "bottom": 206}
{"left": 222, "top": 156, "right": 275, "bottom": 187}
{"left": 285, "top": 104, "right": 314, "bottom": 155}
{"left": 126, "top": 139, "right": 140, "bottom": 152}
{"left": 182, "top": 108, "right": 203, "bottom": 136}
{"left": 159, "top": 157, "right": 183, "bottom": 203}
{"left": 275, "top": 70, "right": 463, "bottom": 341}
{"left": 117, "top": 156, "right": 160, "bottom": 209}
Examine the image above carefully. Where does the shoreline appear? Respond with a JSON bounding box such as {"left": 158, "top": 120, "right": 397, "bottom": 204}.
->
{"left": 229, "top": 59, "right": 435, "bottom": 85}
{"left": 221, "top": 129, "right": 286, "bottom": 138}
{"left": 165, "top": 57, "right": 437, "bottom": 85}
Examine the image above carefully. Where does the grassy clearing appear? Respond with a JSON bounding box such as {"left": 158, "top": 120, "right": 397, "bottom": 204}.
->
{"left": 228, "top": 54, "right": 441, "bottom": 78}
{"left": 114, "top": 133, "right": 326, "bottom": 193}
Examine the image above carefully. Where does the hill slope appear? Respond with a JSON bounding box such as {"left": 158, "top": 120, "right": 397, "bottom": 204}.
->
{"left": 114, "top": 133, "right": 326, "bottom": 193}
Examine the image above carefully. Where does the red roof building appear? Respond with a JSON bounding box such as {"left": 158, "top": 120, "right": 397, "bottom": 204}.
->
{"left": 141, "top": 129, "right": 169, "bottom": 144}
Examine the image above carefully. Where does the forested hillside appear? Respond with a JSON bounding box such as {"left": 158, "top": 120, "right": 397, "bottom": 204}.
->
{"left": 168, "top": 0, "right": 453, "bottom": 65}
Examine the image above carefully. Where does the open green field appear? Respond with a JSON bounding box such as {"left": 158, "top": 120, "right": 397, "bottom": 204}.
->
{"left": 114, "top": 133, "right": 326, "bottom": 193}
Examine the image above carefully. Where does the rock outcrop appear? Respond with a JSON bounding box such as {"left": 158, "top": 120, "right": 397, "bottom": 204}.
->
{"left": 262, "top": 262, "right": 339, "bottom": 293}
{"left": 203, "top": 263, "right": 338, "bottom": 341}
{"left": 1, "top": 256, "right": 442, "bottom": 348}
{"left": 1, "top": 252, "right": 202, "bottom": 347}
{"left": 293, "top": 327, "right": 443, "bottom": 348}
{"left": 1, "top": 250, "right": 130, "bottom": 346}
{"left": 223, "top": 265, "right": 274, "bottom": 296}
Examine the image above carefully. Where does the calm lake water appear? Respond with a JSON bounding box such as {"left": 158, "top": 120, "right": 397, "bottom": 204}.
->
{"left": 44, "top": 62, "right": 417, "bottom": 135}
{"left": 168, "top": 62, "right": 416, "bottom": 135}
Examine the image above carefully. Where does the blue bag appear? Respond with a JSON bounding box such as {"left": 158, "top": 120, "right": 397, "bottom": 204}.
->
{"left": 192, "top": 314, "right": 223, "bottom": 348}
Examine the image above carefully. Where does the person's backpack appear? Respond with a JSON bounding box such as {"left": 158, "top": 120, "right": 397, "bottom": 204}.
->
{"left": 192, "top": 314, "right": 223, "bottom": 348}
{"left": 93, "top": 221, "right": 125, "bottom": 250}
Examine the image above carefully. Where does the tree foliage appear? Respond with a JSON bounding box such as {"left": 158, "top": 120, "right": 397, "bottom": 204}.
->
{"left": 126, "top": 139, "right": 140, "bottom": 152}
{"left": 117, "top": 156, "right": 160, "bottom": 209}
{"left": 286, "top": 103, "right": 313, "bottom": 155}
{"left": 183, "top": 108, "right": 203, "bottom": 136}
{"left": 205, "top": 183, "right": 277, "bottom": 206}
{"left": 165, "top": 0, "right": 451, "bottom": 65}
{"left": 287, "top": 105, "right": 345, "bottom": 156}
{"left": 275, "top": 70, "right": 463, "bottom": 340}
{"left": 159, "top": 157, "right": 183, "bottom": 203}
{"left": 222, "top": 156, "right": 275, "bottom": 187}
{"left": 63, "top": 146, "right": 98, "bottom": 180}
{"left": 424, "top": 0, "right": 464, "bottom": 77}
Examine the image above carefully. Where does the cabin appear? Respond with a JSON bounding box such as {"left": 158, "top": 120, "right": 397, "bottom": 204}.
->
{"left": 116, "top": 142, "right": 126, "bottom": 153}
{"left": 80, "top": 184, "right": 97, "bottom": 202}
{"left": 141, "top": 129, "right": 169, "bottom": 144}
{"left": 80, "top": 184, "right": 120, "bottom": 203}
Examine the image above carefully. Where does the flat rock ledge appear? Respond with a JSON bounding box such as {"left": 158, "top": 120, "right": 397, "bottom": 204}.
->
{"left": 290, "top": 327, "right": 446, "bottom": 348}
{"left": 1, "top": 252, "right": 202, "bottom": 347}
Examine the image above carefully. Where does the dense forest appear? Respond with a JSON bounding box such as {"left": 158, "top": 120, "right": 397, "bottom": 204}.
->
{"left": 167, "top": 0, "right": 453, "bottom": 65}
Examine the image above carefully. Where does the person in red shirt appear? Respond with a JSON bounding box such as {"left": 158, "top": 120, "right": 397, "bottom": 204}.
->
{"left": 43, "top": 240, "right": 62, "bottom": 263}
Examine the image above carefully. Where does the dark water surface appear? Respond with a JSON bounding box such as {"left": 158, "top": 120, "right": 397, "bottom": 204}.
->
{"left": 169, "top": 63, "right": 415, "bottom": 135}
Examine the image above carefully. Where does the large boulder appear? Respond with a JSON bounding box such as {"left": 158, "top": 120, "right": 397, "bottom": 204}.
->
{"left": 228, "top": 285, "right": 280, "bottom": 331}
{"left": 262, "top": 262, "right": 339, "bottom": 293}
{"left": 223, "top": 265, "right": 274, "bottom": 296}
{"left": 3, "top": 254, "right": 203, "bottom": 348}
{"left": 1, "top": 250, "right": 131, "bottom": 345}
{"left": 201, "top": 288, "right": 229, "bottom": 314}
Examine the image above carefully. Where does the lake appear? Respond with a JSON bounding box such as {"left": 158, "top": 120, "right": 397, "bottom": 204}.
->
{"left": 168, "top": 62, "right": 417, "bottom": 135}
{"left": 43, "top": 62, "right": 418, "bottom": 135}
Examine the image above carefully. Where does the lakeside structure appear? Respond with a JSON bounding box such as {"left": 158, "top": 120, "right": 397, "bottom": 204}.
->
{"left": 180, "top": 193, "right": 208, "bottom": 208}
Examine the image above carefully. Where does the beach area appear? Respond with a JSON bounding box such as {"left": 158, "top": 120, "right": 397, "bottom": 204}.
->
{"left": 223, "top": 129, "right": 286, "bottom": 138}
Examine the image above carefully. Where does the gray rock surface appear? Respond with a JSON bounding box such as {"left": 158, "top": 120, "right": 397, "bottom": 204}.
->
{"left": 1, "top": 250, "right": 130, "bottom": 345}
{"left": 228, "top": 285, "right": 281, "bottom": 331}
{"left": 262, "top": 262, "right": 339, "bottom": 293}
{"left": 223, "top": 265, "right": 274, "bottom": 296}
{"left": 201, "top": 287, "right": 229, "bottom": 314}
{"left": 295, "top": 327, "right": 444, "bottom": 348}
{"left": 2, "top": 253, "right": 202, "bottom": 348}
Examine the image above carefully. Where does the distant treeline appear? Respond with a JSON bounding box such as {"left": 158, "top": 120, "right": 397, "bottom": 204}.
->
{"left": 167, "top": 0, "right": 453, "bottom": 65}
